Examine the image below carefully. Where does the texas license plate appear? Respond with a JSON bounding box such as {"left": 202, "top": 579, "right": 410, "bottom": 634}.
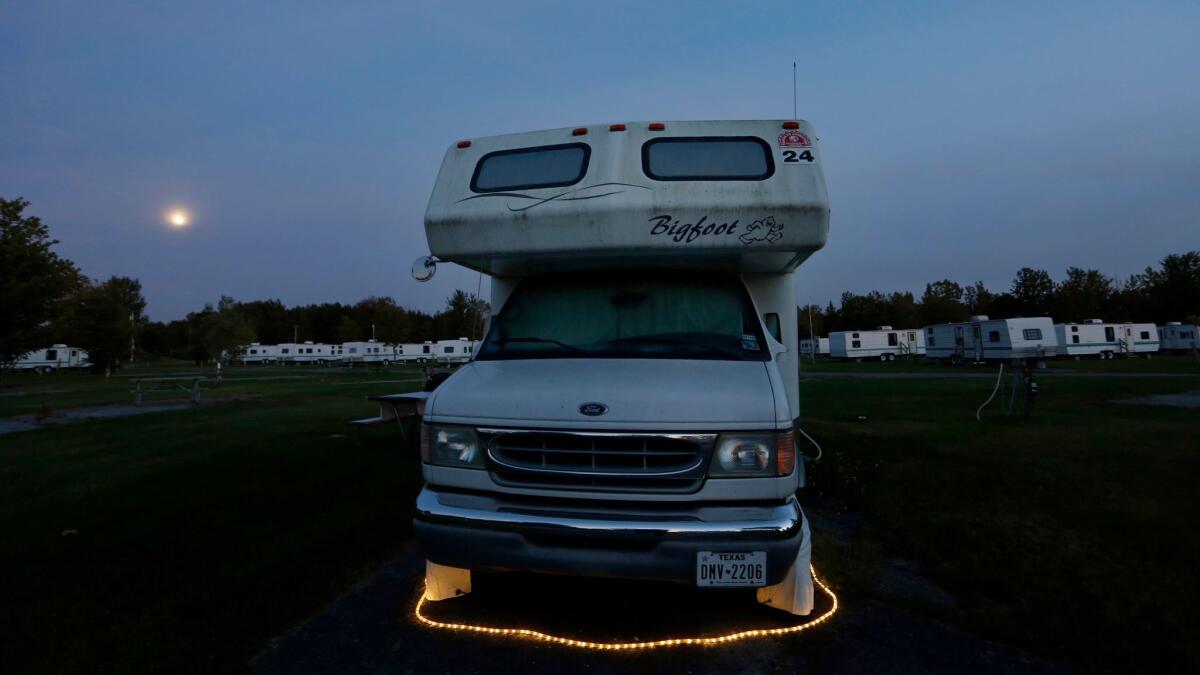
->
{"left": 696, "top": 551, "right": 767, "bottom": 587}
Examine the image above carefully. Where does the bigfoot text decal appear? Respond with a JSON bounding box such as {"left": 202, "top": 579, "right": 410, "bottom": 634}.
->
{"left": 648, "top": 215, "right": 784, "bottom": 246}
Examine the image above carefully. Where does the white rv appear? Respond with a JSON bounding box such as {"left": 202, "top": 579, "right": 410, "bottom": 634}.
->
{"left": 799, "top": 337, "right": 829, "bottom": 357}
{"left": 433, "top": 338, "right": 478, "bottom": 364}
{"left": 276, "top": 341, "right": 337, "bottom": 364}
{"left": 342, "top": 340, "right": 397, "bottom": 365}
{"left": 396, "top": 342, "right": 435, "bottom": 362}
{"left": 925, "top": 316, "right": 1057, "bottom": 362}
{"left": 1158, "top": 322, "right": 1198, "bottom": 352}
{"left": 1055, "top": 320, "right": 1159, "bottom": 359}
{"left": 412, "top": 120, "right": 829, "bottom": 615}
{"left": 239, "top": 343, "right": 278, "bottom": 364}
{"left": 12, "top": 344, "right": 90, "bottom": 372}
{"left": 828, "top": 326, "right": 925, "bottom": 361}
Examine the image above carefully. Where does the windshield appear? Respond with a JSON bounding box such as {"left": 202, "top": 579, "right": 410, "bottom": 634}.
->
{"left": 477, "top": 274, "right": 769, "bottom": 361}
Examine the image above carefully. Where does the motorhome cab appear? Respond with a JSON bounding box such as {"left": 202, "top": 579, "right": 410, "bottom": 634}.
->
{"left": 1054, "top": 320, "right": 1159, "bottom": 359}
{"left": 828, "top": 326, "right": 925, "bottom": 361}
{"left": 413, "top": 120, "right": 829, "bottom": 615}
{"left": 925, "top": 316, "right": 1057, "bottom": 363}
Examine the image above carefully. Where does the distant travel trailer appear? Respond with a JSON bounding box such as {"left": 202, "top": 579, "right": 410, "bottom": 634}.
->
{"left": 1054, "top": 320, "right": 1159, "bottom": 359}
{"left": 342, "top": 340, "right": 398, "bottom": 365}
{"left": 828, "top": 326, "right": 924, "bottom": 361}
{"left": 1157, "top": 322, "right": 1199, "bottom": 352}
{"left": 924, "top": 316, "right": 1057, "bottom": 362}
{"left": 239, "top": 343, "right": 278, "bottom": 364}
{"left": 275, "top": 341, "right": 338, "bottom": 364}
{"left": 11, "top": 344, "right": 90, "bottom": 372}
{"left": 433, "top": 338, "right": 477, "bottom": 363}
{"left": 799, "top": 337, "right": 829, "bottom": 356}
{"left": 414, "top": 119, "right": 830, "bottom": 616}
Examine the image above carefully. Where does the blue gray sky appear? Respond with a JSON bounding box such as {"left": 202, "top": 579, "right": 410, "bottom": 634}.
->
{"left": 3, "top": 1, "right": 1198, "bottom": 320}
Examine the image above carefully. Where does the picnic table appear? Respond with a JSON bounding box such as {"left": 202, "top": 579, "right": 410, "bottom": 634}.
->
{"left": 132, "top": 377, "right": 205, "bottom": 406}
{"left": 349, "top": 391, "right": 430, "bottom": 444}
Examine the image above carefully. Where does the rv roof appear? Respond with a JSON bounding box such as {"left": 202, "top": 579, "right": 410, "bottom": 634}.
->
{"left": 423, "top": 120, "right": 829, "bottom": 276}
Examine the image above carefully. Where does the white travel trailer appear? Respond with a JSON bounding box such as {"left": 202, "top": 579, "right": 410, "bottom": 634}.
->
{"left": 12, "top": 344, "right": 90, "bottom": 372}
{"left": 433, "top": 338, "right": 478, "bottom": 364}
{"left": 1054, "top": 320, "right": 1159, "bottom": 359}
{"left": 342, "top": 340, "right": 397, "bottom": 365}
{"left": 276, "top": 341, "right": 338, "bottom": 364}
{"left": 828, "top": 326, "right": 925, "bottom": 361}
{"left": 1158, "top": 322, "right": 1198, "bottom": 352}
{"left": 925, "top": 316, "right": 1057, "bottom": 362}
{"left": 395, "top": 342, "right": 436, "bottom": 362}
{"left": 413, "top": 120, "right": 829, "bottom": 615}
{"left": 239, "top": 343, "right": 279, "bottom": 364}
{"left": 799, "top": 337, "right": 829, "bottom": 357}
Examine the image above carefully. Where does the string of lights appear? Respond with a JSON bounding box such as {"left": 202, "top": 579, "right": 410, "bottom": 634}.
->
{"left": 413, "top": 564, "right": 839, "bottom": 650}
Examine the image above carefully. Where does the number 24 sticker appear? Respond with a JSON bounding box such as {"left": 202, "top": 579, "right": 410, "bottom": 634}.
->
{"left": 781, "top": 149, "right": 815, "bottom": 164}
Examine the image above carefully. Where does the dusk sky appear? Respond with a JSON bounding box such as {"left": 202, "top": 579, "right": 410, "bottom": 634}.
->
{"left": 3, "top": 1, "right": 1198, "bottom": 321}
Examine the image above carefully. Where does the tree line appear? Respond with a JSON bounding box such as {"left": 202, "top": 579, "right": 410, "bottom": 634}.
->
{"left": 799, "top": 257, "right": 1200, "bottom": 337}
{"left": 1, "top": 197, "right": 487, "bottom": 375}
{"left": 3, "top": 197, "right": 1198, "bottom": 374}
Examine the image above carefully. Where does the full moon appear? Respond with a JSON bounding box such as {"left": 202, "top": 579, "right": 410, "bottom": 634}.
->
{"left": 167, "top": 209, "right": 190, "bottom": 228}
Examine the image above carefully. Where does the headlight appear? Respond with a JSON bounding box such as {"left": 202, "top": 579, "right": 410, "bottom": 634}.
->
{"left": 421, "top": 424, "right": 483, "bottom": 468}
{"left": 709, "top": 429, "right": 795, "bottom": 477}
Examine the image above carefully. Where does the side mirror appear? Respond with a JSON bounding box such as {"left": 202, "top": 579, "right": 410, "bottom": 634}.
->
{"left": 411, "top": 256, "right": 437, "bottom": 282}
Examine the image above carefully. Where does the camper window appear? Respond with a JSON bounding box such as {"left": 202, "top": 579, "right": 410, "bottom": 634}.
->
{"left": 642, "top": 137, "right": 773, "bottom": 181}
{"left": 1141, "top": 331, "right": 1150, "bottom": 340}
{"left": 46, "top": 349, "right": 57, "bottom": 360}
{"left": 1072, "top": 336, "right": 1080, "bottom": 344}
{"left": 1023, "top": 328, "right": 1043, "bottom": 340}
{"left": 887, "top": 333, "right": 898, "bottom": 346}
{"left": 851, "top": 340, "right": 861, "bottom": 348}
{"left": 764, "top": 313, "right": 782, "bottom": 342}
{"left": 988, "top": 331, "right": 1000, "bottom": 343}
{"left": 929, "top": 336, "right": 936, "bottom": 346}
{"left": 470, "top": 143, "right": 590, "bottom": 193}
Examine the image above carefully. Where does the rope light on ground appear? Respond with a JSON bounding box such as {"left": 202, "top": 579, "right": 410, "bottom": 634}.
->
{"left": 413, "top": 565, "right": 839, "bottom": 650}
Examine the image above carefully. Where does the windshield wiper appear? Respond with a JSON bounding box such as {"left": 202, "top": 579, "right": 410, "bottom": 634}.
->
{"left": 498, "top": 336, "right": 585, "bottom": 353}
{"left": 606, "top": 336, "right": 744, "bottom": 360}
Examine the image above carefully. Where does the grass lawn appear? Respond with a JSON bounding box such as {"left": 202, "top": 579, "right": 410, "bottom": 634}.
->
{"left": 800, "top": 369, "right": 1200, "bottom": 672}
{"left": 2, "top": 360, "right": 1198, "bottom": 672}
{"left": 0, "top": 365, "right": 426, "bottom": 674}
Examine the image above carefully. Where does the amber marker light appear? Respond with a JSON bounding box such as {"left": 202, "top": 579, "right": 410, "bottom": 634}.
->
{"left": 413, "top": 564, "right": 839, "bottom": 650}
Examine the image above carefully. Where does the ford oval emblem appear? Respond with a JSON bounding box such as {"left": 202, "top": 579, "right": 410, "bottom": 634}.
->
{"left": 579, "top": 402, "right": 608, "bottom": 416}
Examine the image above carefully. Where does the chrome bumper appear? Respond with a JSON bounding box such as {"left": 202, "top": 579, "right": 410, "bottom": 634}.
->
{"left": 415, "top": 487, "right": 802, "bottom": 539}
{"left": 413, "top": 487, "right": 807, "bottom": 583}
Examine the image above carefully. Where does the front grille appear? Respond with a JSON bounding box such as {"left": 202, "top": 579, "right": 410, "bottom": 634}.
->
{"left": 482, "top": 429, "right": 715, "bottom": 493}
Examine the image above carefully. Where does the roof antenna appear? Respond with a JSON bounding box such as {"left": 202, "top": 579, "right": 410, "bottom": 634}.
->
{"left": 792, "top": 61, "right": 797, "bottom": 119}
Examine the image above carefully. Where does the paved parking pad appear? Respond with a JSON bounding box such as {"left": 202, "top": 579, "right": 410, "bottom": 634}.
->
{"left": 254, "top": 547, "right": 1069, "bottom": 675}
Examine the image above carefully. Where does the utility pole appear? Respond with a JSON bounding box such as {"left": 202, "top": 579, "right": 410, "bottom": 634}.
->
{"left": 293, "top": 324, "right": 298, "bottom": 344}
{"left": 371, "top": 323, "right": 376, "bottom": 341}
{"left": 129, "top": 312, "right": 136, "bottom": 363}
{"left": 807, "top": 304, "right": 816, "bottom": 364}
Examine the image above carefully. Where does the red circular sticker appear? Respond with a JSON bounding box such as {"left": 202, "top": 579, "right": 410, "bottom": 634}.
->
{"left": 778, "top": 131, "right": 811, "bottom": 148}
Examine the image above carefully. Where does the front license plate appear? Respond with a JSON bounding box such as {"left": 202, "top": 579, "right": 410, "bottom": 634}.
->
{"left": 696, "top": 551, "right": 767, "bottom": 587}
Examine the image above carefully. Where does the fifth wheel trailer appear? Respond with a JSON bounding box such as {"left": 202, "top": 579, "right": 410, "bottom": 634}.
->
{"left": 925, "top": 316, "right": 1057, "bottom": 362}
{"left": 413, "top": 120, "right": 830, "bottom": 615}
